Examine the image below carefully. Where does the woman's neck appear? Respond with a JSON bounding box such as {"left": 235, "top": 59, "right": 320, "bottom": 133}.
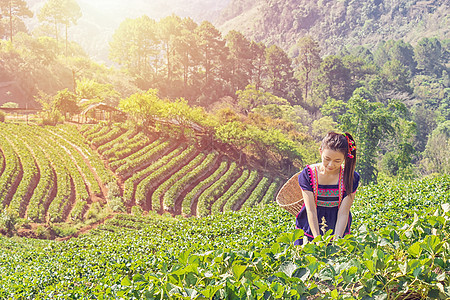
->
{"left": 318, "top": 164, "right": 341, "bottom": 176}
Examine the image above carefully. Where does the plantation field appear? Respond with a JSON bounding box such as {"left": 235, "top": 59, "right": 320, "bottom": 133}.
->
{"left": 0, "top": 174, "right": 448, "bottom": 299}
{"left": 0, "top": 122, "right": 280, "bottom": 229}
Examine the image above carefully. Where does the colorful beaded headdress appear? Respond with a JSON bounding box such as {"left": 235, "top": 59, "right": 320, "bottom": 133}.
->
{"left": 342, "top": 133, "right": 356, "bottom": 159}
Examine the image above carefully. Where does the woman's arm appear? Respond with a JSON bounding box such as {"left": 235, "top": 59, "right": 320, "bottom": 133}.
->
{"left": 334, "top": 192, "right": 356, "bottom": 237}
{"left": 302, "top": 189, "right": 320, "bottom": 238}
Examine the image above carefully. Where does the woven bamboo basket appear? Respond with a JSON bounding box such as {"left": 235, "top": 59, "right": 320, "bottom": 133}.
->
{"left": 276, "top": 172, "right": 304, "bottom": 216}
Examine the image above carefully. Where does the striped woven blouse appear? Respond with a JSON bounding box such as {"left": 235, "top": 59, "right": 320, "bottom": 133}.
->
{"left": 298, "top": 165, "right": 360, "bottom": 207}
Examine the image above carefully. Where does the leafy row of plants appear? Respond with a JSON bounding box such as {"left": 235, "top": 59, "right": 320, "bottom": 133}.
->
{"left": 0, "top": 133, "right": 21, "bottom": 206}
{"left": 44, "top": 127, "right": 101, "bottom": 197}
{"left": 210, "top": 169, "right": 250, "bottom": 216}
{"left": 196, "top": 162, "right": 240, "bottom": 217}
{"left": 53, "top": 125, "right": 115, "bottom": 186}
{"left": 153, "top": 152, "right": 206, "bottom": 212}
{"left": 84, "top": 124, "right": 110, "bottom": 141}
{"left": 162, "top": 152, "right": 218, "bottom": 213}
{"left": 90, "top": 125, "right": 125, "bottom": 148}
{"left": 114, "top": 138, "right": 172, "bottom": 178}
{"left": 97, "top": 128, "right": 137, "bottom": 155}
{"left": 223, "top": 169, "right": 260, "bottom": 212}
{"left": 122, "top": 147, "right": 183, "bottom": 206}
{"left": 35, "top": 132, "right": 74, "bottom": 223}
{"left": 241, "top": 176, "right": 271, "bottom": 209}
{"left": 182, "top": 160, "right": 229, "bottom": 216}
{"left": 260, "top": 180, "right": 281, "bottom": 205}
{"left": 135, "top": 145, "right": 197, "bottom": 210}
{"left": 106, "top": 132, "right": 152, "bottom": 164}
{"left": 0, "top": 126, "right": 39, "bottom": 218}
{"left": 20, "top": 128, "right": 56, "bottom": 222}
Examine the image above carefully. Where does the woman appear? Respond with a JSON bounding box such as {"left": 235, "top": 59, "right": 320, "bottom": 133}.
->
{"left": 294, "top": 132, "right": 360, "bottom": 244}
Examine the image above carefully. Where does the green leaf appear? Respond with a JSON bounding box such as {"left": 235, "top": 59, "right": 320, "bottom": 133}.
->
{"left": 363, "top": 260, "right": 375, "bottom": 274}
{"left": 421, "top": 235, "right": 443, "bottom": 255}
{"left": 276, "top": 233, "right": 291, "bottom": 244}
{"left": 292, "top": 229, "right": 304, "bottom": 242}
{"left": 408, "top": 242, "right": 422, "bottom": 258}
{"left": 121, "top": 276, "right": 132, "bottom": 286}
{"left": 201, "top": 285, "right": 222, "bottom": 299}
{"left": 231, "top": 263, "right": 247, "bottom": 281}
{"left": 179, "top": 249, "right": 191, "bottom": 265}
{"left": 413, "top": 266, "right": 422, "bottom": 278}
{"left": 292, "top": 267, "right": 310, "bottom": 281}
{"left": 132, "top": 273, "right": 146, "bottom": 282}
{"left": 278, "top": 261, "right": 298, "bottom": 278}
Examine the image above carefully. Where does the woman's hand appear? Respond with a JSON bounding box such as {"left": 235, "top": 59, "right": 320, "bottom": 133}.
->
{"left": 302, "top": 189, "right": 320, "bottom": 238}
{"left": 334, "top": 192, "right": 356, "bottom": 237}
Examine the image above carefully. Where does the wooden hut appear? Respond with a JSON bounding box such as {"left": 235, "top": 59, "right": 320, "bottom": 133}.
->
{"left": 80, "top": 102, "right": 126, "bottom": 123}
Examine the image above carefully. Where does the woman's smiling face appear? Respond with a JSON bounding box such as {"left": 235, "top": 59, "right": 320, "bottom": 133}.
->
{"left": 320, "top": 148, "right": 345, "bottom": 174}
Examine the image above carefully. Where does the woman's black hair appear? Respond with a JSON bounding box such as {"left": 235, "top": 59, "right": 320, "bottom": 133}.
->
{"left": 320, "top": 132, "right": 357, "bottom": 196}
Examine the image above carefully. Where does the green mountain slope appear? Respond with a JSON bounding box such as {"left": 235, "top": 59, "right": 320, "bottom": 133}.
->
{"left": 216, "top": 0, "right": 449, "bottom": 54}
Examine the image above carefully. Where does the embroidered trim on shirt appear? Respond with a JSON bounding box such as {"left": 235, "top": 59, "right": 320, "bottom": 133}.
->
{"left": 317, "top": 200, "right": 339, "bottom": 207}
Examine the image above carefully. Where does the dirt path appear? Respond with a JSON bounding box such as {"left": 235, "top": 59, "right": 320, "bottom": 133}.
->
{"left": 56, "top": 213, "right": 117, "bottom": 241}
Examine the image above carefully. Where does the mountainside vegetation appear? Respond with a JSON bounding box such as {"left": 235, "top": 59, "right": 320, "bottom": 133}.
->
{"left": 216, "top": 0, "right": 449, "bottom": 56}
{"left": 1, "top": 0, "right": 448, "bottom": 185}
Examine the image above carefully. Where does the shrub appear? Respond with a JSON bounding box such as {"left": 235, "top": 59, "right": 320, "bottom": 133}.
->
{"left": 85, "top": 202, "right": 102, "bottom": 220}
{"left": 41, "top": 110, "right": 63, "bottom": 126}
{"left": 108, "top": 196, "right": 126, "bottom": 213}
{"left": 0, "top": 111, "right": 5, "bottom": 122}
{"left": 0, "top": 209, "right": 18, "bottom": 236}
{"left": 131, "top": 206, "right": 143, "bottom": 217}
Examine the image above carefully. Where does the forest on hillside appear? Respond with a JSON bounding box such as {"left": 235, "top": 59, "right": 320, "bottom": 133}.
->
{"left": 216, "top": 0, "right": 449, "bottom": 56}
{"left": 0, "top": 0, "right": 448, "bottom": 185}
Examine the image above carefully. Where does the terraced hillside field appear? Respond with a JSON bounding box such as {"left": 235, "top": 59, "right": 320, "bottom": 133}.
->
{"left": 0, "top": 122, "right": 281, "bottom": 225}
{"left": 0, "top": 123, "right": 115, "bottom": 223}
{"left": 80, "top": 123, "right": 281, "bottom": 217}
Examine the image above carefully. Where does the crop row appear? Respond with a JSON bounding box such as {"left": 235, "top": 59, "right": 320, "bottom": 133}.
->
{"left": 182, "top": 160, "right": 229, "bottom": 216}
{"left": 45, "top": 129, "right": 101, "bottom": 197}
{"left": 259, "top": 180, "right": 280, "bottom": 204}
{"left": 53, "top": 125, "right": 115, "bottom": 186}
{"left": 223, "top": 169, "right": 259, "bottom": 212}
{"left": 163, "top": 152, "right": 218, "bottom": 214}
{"left": 196, "top": 162, "right": 239, "bottom": 217}
{"left": 240, "top": 176, "right": 271, "bottom": 209}
{"left": 1, "top": 126, "right": 39, "bottom": 218}
{"left": 114, "top": 139, "right": 172, "bottom": 178}
{"left": 90, "top": 125, "right": 125, "bottom": 148}
{"left": 153, "top": 152, "right": 207, "bottom": 212}
{"left": 107, "top": 132, "right": 152, "bottom": 165}
{"left": 32, "top": 132, "right": 74, "bottom": 223}
{"left": 0, "top": 133, "right": 22, "bottom": 207}
{"left": 135, "top": 145, "right": 197, "bottom": 211}
{"left": 97, "top": 128, "right": 137, "bottom": 154}
{"left": 84, "top": 125, "right": 110, "bottom": 141}
{"left": 122, "top": 147, "right": 183, "bottom": 206}
{"left": 210, "top": 169, "right": 249, "bottom": 216}
{"left": 12, "top": 126, "right": 56, "bottom": 222}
